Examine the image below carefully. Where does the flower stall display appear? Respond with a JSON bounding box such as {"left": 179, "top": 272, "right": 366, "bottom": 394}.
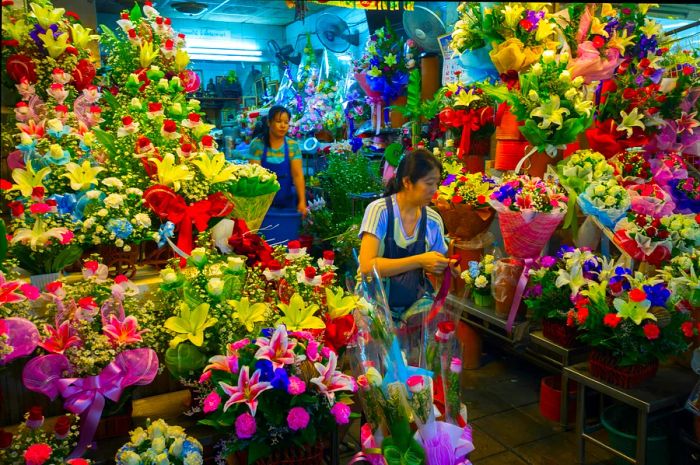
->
{"left": 649, "top": 151, "right": 689, "bottom": 190}
{"left": 613, "top": 212, "right": 673, "bottom": 266}
{"left": 660, "top": 214, "right": 700, "bottom": 256}
{"left": 115, "top": 420, "right": 203, "bottom": 465}
{"left": 484, "top": 50, "right": 594, "bottom": 175}
{"left": 574, "top": 277, "right": 689, "bottom": 388}
{"left": 627, "top": 182, "right": 676, "bottom": 218}
{"left": 354, "top": 20, "right": 409, "bottom": 133}
{"left": 461, "top": 254, "right": 495, "bottom": 307}
{"left": 658, "top": 251, "right": 700, "bottom": 312}
{"left": 21, "top": 261, "right": 164, "bottom": 456}
{"left": 577, "top": 178, "right": 631, "bottom": 229}
{"left": 434, "top": 168, "right": 496, "bottom": 243}
{"left": 0, "top": 407, "right": 89, "bottom": 465}
{"left": 197, "top": 325, "right": 356, "bottom": 464}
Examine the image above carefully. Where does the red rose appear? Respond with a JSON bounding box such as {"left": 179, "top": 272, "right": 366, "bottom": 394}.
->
{"left": 657, "top": 229, "right": 670, "bottom": 240}
{"left": 304, "top": 266, "right": 317, "bottom": 279}
{"left": 6, "top": 54, "right": 37, "bottom": 83}
{"left": 122, "top": 116, "right": 133, "bottom": 126}
{"left": 188, "top": 112, "right": 201, "bottom": 123}
{"left": 437, "top": 321, "right": 455, "bottom": 335}
{"left": 639, "top": 58, "right": 651, "bottom": 69}
{"left": 114, "top": 274, "right": 129, "bottom": 284}
{"left": 324, "top": 314, "right": 357, "bottom": 352}
{"left": 165, "top": 18, "right": 172, "bottom": 25}
{"left": 121, "top": 12, "right": 129, "bottom": 19}
{"left": 635, "top": 215, "right": 647, "bottom": 227}
{"left": 519, "top": 19, "right": 533, "bottom": 30}
{"left": 629, "top": 288, "right": 647, "bottom": 302}
{"left": 451, "top": 195, "right": 463, "bottom": 204}
{"left": 28, "top": 406, "right": 43, "bottom": 421}
{"left": 645, "top": 227, "right": 657, "bottom": 237}
{"left": 682, "top": 65, "right": 693, "bottom": 76}
{"left": 622, "top": 88, "right": 637, "bottom": 100}
{"left": 682, "top": 321, "right": 695, "bottom": 338}
{"left": 0, "top": 179, "right": 11, "bottom": 190}
{"left": 83, "top": 260, "right": 99, "bottom": 272}
{"left": 266, "top": 259, "right": 282, "bottom": 271}
{"left": 651, "top": 218, "right": 661, "bottom": 228}
{"left": 71, "top": 59, "right": 96, "bottom": 91}
{"left": 45, "top": 281, "right": 63, "bottom": 293}
{"left": 30, "top": 203, "right": 50, "bottom": 214}
{"left": 162, "top": 119, "right": 177, "bottom": 133}
{"left": 54, "top": 415, "right": 71, "bottom": 436}
{"left": 592, "top": 35, "right": 605, "bottom": 49}
{"left": 148, "top": 102, "right": 162, "bottom": 112}
{"left": 288, "top": 240, "right": 301, "bottom": 250}
{"left": 0, "top": 430, "right": 12, "bottom": 449}
{"left": 643, "top": 323, "right": 660, "bottom": 340}
{"left": 78, "top": 296, "right": 97, "bottom": 309}
{"left": 576, "top": 307, "right": 589, "bottom": 325}
{"left": 323, "top": 250, "right": 335, "bottom": 261}
{"left": 155, "top": 16, "right": 164, "bottom": 25}
{"left": 201, "top": 135, "right": 214, "bottom": 147}
{"left": 603, "top": 313, "right": 622, "bottom": 328}
{"left": 24, "top": 444, "right": 52, "bottom": 465}
{"left": 8, "top": 201, "right": 24, "bottom": 217}
{"left": 2, "top": 39, "right": 18, "bottom": 47}
{"left": 477, "top": 195, "right": 486, "bottom": 204}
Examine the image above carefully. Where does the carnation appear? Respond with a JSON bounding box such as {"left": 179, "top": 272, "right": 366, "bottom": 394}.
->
{"left": 24, "top": 444, "right": 52, "bottom": 465}
{"left": 286, "top": 407, "right": 310, "bottom": 431}
{"left": 330, "top": 402, "right": 351, "bottom": 425}
{"left": 234, "top": 412, "right": 257, "bottom": 439}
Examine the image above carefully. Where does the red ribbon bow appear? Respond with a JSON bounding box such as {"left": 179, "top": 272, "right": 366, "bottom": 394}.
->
{"left": 143, "top": 185, "right": 233, "bottom": 264}
{"left": 439, "top": 107, "right": 494, "bottom": 158}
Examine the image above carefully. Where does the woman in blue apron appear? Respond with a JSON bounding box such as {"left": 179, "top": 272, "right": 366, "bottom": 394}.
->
{"left": 358, "top": 149, "right": 456, "bottom": 320}
{"left": 248, "top": 105, "right": 306, "bottom": 216}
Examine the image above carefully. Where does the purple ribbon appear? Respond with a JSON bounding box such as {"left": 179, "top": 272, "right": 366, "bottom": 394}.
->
{"left": 23, "top": 348, "right": 158, "bottom": 457}
{"left": 506, "top": 258, "right": 535, "bottom": 334}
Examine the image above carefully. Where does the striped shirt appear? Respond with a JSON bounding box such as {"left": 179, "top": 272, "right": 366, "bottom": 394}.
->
{"left": 359, "top": 195, "right": 448, "bottom": 257}
{"left": 246, "top": 137, "right": 302, "bottom": 164}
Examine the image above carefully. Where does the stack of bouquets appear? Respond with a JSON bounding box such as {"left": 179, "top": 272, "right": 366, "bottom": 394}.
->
{"left": 434, "top": 166, "right": 496, "bottom": 243}
{"left": 658, "top": 251, "right": 700, "bottom": 312}
{"left": 21, "top": 261, "right": 164, "bottom": 456}
{"left": 158, "top": 239, "right": 359, "bottom": 381}
{"left": 196, "top": 325, "right": 356, "bottom": 464}
{"left": 351, "top": 273, "right": 474, "bottom": 465}
{"left": 613, "top": 212, "right": 673, "bottom": 266}
{"left": 461, "top": 254, "right": 495, "bottom": 306}
{"left": 0, "top": 407, "right": 89, "bottom": 465}
{"left": 115, "top": 420, "right": 203, "bottom": 465}
{"left": 483, "top": 49, "right": 594, "bottom": 157}
{"left": 659, "top": 214, "right": 700, "bottom": 256}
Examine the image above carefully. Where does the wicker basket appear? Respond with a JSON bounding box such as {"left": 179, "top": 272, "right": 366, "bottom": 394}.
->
{"left": 542, "top": 319, "right": 579, "bottom": 348}
{"left": 588, "top": 349, "right": 659, "bottom": 389}
{"left": 230, "top": 442, "right": 326, "bottom": 465}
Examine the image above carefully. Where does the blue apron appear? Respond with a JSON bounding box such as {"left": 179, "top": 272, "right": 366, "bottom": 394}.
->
{"left": 261, "top": 138, "right": 296, "bottom": 209}
{"left": 383, "top": 196, "right": 431, "bottom": 319}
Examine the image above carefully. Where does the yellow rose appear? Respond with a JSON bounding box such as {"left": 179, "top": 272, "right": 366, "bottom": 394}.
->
{"left": 489, "top": 38, "right": 542, "bottom": 74}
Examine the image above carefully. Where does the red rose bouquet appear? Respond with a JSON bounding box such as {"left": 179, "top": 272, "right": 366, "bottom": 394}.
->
{"left": 613, "top": 212, "right": 673, "bottom": 265}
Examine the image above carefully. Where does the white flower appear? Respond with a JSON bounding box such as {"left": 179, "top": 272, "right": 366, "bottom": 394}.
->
{"left": 86, "top": 190, "right": 102, "bottom": 199}
{"left": 207, "top": 278, "right": 224, "bottom": 296}
{"left": 474, "top": 275, "right": 488, "bottom": 288}
{"left": 119, "top": 451, "right": 141, "bottom": 465}
{"left": 542, "top": 50, "right": 555, "bottom": 63}
{"left": 126, "top": 188, "right": 143, "bottom": 196}
{"left": 160, "top": 268, "right": 178, "bottom": 284}
{"left": 104, "top": 193, "right": 125, "bottom": 209}
{"left": 115, "top": 238, "right": 124, "bottom": 247}
{"left": 151, "top": 436, "right": 166, "bottom": 453}
{"left": 134, "top": 213, "right": 152, "bottom": 228}
{"left": 102, "top": 177, "right": 124, "bottom": 188}
{"left": 130, "top": 427, "right": 147, "bottom": 446}
{"left": 97, "top": 208, "right": 108, "bottom": 217}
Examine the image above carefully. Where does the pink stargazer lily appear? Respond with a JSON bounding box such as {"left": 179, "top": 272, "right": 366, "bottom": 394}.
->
{"left": 204, "top": 345, "right": 239, "bottom": 374}
{"left": 310, "top": 351, "right": 356, "bottom": 403}
{"left": 254, "top": 325, "right": 296, "bottom": 369}
{"left": 0, "top": 272, "right": 26, "bottom": 304}
{"left": 102, "top": 315, "right": 145, "bottom": 346}
{"left": 219, "top": 366, "right": 272, "bottom": 416}
{"left": 38, "top": 320, "right": 81, "bottom": 354}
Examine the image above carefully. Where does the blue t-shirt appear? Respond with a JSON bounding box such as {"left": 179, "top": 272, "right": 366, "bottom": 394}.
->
{"left": 359, "top": 195, "right": 448, "bottom": 257}
{"left": 246, "top": 137, "right": 302, "bottom": 164}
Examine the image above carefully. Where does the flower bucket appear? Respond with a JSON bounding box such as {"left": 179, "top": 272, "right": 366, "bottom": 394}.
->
{"left": 229, "top": 442, "right": 325, "bottom": 465}
{"left": 492, "top": 258, "right": 524, "bottom": 320}
{"left": 450, "top": 240, "right": 484, "bottom": 296}
{"left": 588, "top": 350, "right": 659, "bottom": 389}
{"left": 521, "top": 149, "right": 563, "bottom": 178}
{"left": 539, "top": 375, "right": 577, "bottom": 423}
{"left": 230, "top": 192, "right": 276, "bottom": 232}
{"left": 601, "top": 404, "right": 669, "bottom": 465}
{"left": 96, "top": 244, "right": 140, "bottom": 278}
{"left": 473, "top": 289, "right": 494, "bottom": 308}
{"left": 542, "top": 318, "right": 579, "bottom": 348}
{"left": 29, "top": 272, "right": 61, "bottom": 291}
{"left": 494, "top": 105, "right": 528, "bottom": 171}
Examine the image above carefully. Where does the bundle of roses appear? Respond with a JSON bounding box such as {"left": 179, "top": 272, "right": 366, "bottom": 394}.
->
{"left": 613, "top": 212, "right": 673, "bottom": 266}
{"left": 610, "top": 149, "right": 652, "bottom": 186}
{"left": 0, "top": 406, "right": 89, "bottom": 465}
{"left": 197, "top": 325, "right": 357, "bottom": 463}
{"left": 115, "top": 420, "right": 203, "bottom": 465}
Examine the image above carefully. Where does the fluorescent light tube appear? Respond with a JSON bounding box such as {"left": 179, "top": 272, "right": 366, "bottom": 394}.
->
{"left": 188, "top": 53, "right": 265, "bottom": 62}
{"left": 186, "top": 38, "right": 259, "bottom": 50}
{"left": 186, "top": 47, "right": 262, "bottom": 56}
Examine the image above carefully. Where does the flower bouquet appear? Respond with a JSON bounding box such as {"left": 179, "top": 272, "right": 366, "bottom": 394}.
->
{"left": 613, "top": 212, "right": 673, "bottom": 266}
{"left": 0, "top": 316, "right": 40, "bottom": 366}
{"left": 434, "top": 169, "right": 496, "bottom": 243}
{"left": 578, "top": 178, "right": 631, "bottom": 229}
{"left": 576, "top": 280, "right": 689, "bottom": 387}
{"left": 0, "top": 407, "right": 89, "bottom": 465}
{"left": 21, "top": 263, "right": 163, "bottom": 456}
{"left": 196, "top": 325, "right": 356, "bottom": 464}
{"left": 668, "top": 177, "right": 700, "bottom": 214}
{"left": 649, "top": 152, "right": 689, "bottom": 189}
{"left": 461, "top": 254, "right": 495, "bottom": 307}
{"left": 219, "top": 163, "right": 280, "bottom": 232}
{"left": 660, "top": 214, "right": 700, "bottom": 256}
{"left": 610, "top": 149, "right": 652, "bottom": 186}
{"left": 628, "top": 182, "right": 676, "bottom": 218}
{"left": 658, "top": 251, "right": 700, "bottom": 312}
{"left": 115, "top": 420, "right": 203, "bottom": 465}
{"left": 484, "top": 50, "right": 594, "bottom": 175}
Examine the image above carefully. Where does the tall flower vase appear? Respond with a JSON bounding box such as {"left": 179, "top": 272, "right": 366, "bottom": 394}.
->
{"left": 29, "top": 272, "right": 61, "bottom": 291}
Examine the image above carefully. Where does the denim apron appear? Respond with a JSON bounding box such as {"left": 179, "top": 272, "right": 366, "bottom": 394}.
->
{"left": 261, "top": 138, "right": 296, "bottom": 209}
{"left": 383, "top": 196, "right": 431, "bottom": 320}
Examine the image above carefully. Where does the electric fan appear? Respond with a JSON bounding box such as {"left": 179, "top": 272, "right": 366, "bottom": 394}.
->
{"left": 315, "top": 14, "right": 360, "bottom": 54}
{"left": 402, "top": 5, "right": 446, "bottom": 53}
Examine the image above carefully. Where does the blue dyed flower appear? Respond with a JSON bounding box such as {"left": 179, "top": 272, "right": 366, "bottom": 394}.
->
{"left": 157, "top": 221, "right": 175, "bottom": 248}
{"left": 73, "top": 192, "right": 105, "bottom": 220}
{"left": 556, "top": 245, "right": 575, "bottom": 259}
{"left": 642, "top": 283, "right": 671, "bottom": 307}
{"left": 260, "top": 327, "right": 274, "bottom": 338}
{"left": 17, "top": 138, "right": 38, "bottom": 157}
{"left": 181, "top": 439, "right": 203, "bottom": 456}
{"left": 49, "top": 193, "right": 77, "bottom": 215}
{"left": 255, "top": 359, "right": 274, "bottom": 381}
{"left": 47, "top": 126, "right": 71, "bottom": 140}
{"left": 442, "top": 174, "right": 457, "bottom": 186}
{"left": 107, "top": 218, "right": 133, "bottom": 239}
{"left": 271, "top": 367, "right": 290, "bottom": 391}
{"left": 468, "top": 261, "right": 480, "bottom": 278}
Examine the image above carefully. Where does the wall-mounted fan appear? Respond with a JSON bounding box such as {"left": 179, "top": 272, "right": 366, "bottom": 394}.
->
{"left": 402, "top": 5, "right": 446, "bottom": 53}
{"left": 267, "top": 40, "right": 302, "bottom": 68}
{"left": 315, "top": 14, "right": 360, "bottom": 53}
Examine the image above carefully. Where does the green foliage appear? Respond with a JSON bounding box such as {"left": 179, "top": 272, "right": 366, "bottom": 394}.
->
{"left": 11, "top": 243, "right": 83, "bottom": 275}
{"left": 318, "top": 151, "right": 383, "bottom": 218}
{"left": 524, "top": 268, "right": 573, "bottom": 321}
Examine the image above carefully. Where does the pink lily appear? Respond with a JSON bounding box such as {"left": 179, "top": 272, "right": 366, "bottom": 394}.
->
{"left": 204, "top": 353, "right": 239, "bottom": 374}
{"left": 38, "top": 320, "right": 81, "bottom": 354}
{"left": 102, "top": 315, "right": 145, "bottom": 346}
{"left": 310, "top": 351, "right": 356, "bottom": 403}
{"left": 219, "top": 366, "right": 272, "bottom": 416}
{"left": 0, "top": 272, "right": 26, "bottom": 304}
{"left": 254, "top": 325, "right": 297, "bottom": 369}
{"left": 677, "top": 112, "right": 699, "bottom": 135}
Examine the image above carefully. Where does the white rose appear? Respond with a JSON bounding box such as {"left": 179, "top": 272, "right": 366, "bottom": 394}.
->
{"left": 207, "top": 278, "right": 224, "bottom": 296}
{"left": 130, "top": 427, "right": 147, "bottom": 446}
{"left": 97, "top": 208, "right": 108, "bottom": 217}
{"left": 115, "top": 238, "right": 124, "bottom": 247}
{"left": 542, "top": 50, "right": 555, "bottom": 63}
{"left": 475, "top": 275, "right": 488, "bottom": 288}
{"left": 102, "top": 177, "right": 124, "bottom": 189}
{"left": 134, "top": 213, "right": 152, "bottom": 228}
{"left": 120, "top": 451, "right": 141, "bottom": 465}
{"left": 160, "top": 268, "right": 178, "bottom": 283}
{"left": 87, "top": 190, "right": 102, "bottom": 200}
{"left": 104, "top": 193, "right": 124, "bottom": 209}
{"left": 151, "top": 436, "right": 166, "bottom": 453}
{"left": 169, "top": 437, "right": 184, "bottom": 456}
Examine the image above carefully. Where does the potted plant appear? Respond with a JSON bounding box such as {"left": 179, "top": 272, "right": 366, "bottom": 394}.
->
{"left": 461, "top": 254, "right": 495, "bottom": 307}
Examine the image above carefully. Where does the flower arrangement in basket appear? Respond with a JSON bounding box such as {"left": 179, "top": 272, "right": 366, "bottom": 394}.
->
{"left": 115, "top": 420, "right": 203, "bottom": 465}
{"left": 21, "top": 261, "right": 164, "bottom": 456}
{"left": 197, "top": 325, "right": 356, "bottom": 464}
{"left": 573, "top": 276, "right": 690, "bottom": 388}
{"left": 461, "top": 254, "right": 494, "bottom": 307}
{"left": 0, "top": 407, "right": 89, "bottom": 465}
{"left": 483, "top": 50, "right": 594, "bottom": 166}
{"left": 434, "top": 169, "right": 496, "bottom": 243}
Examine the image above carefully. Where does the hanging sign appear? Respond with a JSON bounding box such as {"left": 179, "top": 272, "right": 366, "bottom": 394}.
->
{"left": 305, "top": 1, "right": 414, "bottom": 11}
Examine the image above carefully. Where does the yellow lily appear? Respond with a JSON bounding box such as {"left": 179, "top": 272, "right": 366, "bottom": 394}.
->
{"left": 192, "top": 123, "right": 216, "bottom": 139}
{"left": 530, "top": 95, "right": 570, "bottom": 129}
{"left": 640, "top": 19, "right": 662, "bottom": 38}
{"left": 277, "top": 293, "right": 325, "bottom": 331}
{"left": 164, "top": 302, "right": 218, "bottom": 348}
{"left": 503, "top": 4, "right": 525, "bottom": 29}
{"left": 613, "top": 297, "right": 656, "bottom": 326}
{"left": 30, "top": 2, "right": 65, "bottom": 29}
{"left": 607, "top": 30, "right": 636, "bottom": 55}
{"left": 38, "top": 31, "right": 69, "bottom": 59}
{"left": 150, "top": 153, "right": 193, "bottom": 190}
{"left": 617, "top": 108, "right": 645, "bottom": 138}
{"left": 70, "top": 24, "right": 99, "bottom": 50}
{"left": 4, "top": 19, "right": 31, "bottom": 41}
{"left": 62, "top": 160, "right": 105, "bottom": 191}
{"left": 11, "top": 217, "right": 68, "bottom": 251}
{"left": 600, "top": 3, "right": 616, "bottom": 17}
{"left": 192, "top": 152, "right": 237, "bottom": 184}
{"left": 139, "top": 41, "right": 160, "bottom": 68}
{"left": 228, "top": 297, "right": 269, "bottom": 332}
{"left": 590, "top": 17, "right": 609, "bottom": 38}
{"left": 325, "top": 287, "right": 358, "bottom": 319}
{"left": 638, "top": 4, "right": 659, "bottom": 15}
{"left": 455, "top": 88, "right": 481, "bottom": 108}
{"left": 11, "top": 163, "right": 51, "bottom": 197}
{"left": 174, "top": 49, "right": 190, "bottom": 72}
{"left": 535, "top": 18, "right": 557, "bottom": 42}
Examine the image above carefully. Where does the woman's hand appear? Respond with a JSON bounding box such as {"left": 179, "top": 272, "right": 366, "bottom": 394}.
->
{"left": 297, "top": 200, "right": 308, "bottom": 218}
{"left": 420, "top": 252, "right": 451, "bottom": 274}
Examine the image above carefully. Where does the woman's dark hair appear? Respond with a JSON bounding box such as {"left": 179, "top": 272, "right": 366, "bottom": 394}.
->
{"left": 259, "top": 105, "right": 291, "bottom": 147}
{"left": 384, "top": 148, "right": 442, "bottom": 196}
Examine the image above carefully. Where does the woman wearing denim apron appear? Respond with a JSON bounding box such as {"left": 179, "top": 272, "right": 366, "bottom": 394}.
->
{"left": 358, "top": 149, "right": 457, "bottom": 321}
{"left": 248, "top": 105, "right": 307, "bottom": 216}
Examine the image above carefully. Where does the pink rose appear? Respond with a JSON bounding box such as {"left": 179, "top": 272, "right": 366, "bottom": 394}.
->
{"left": 450, "top": 357, "right": 462, "bottom": 374}
{"left": 286, "top": 407, "right": 310, "bottom": 431}
{"left": 235, "top": 412, "right": 257, "bottom": 439}
{"left": 60, "top": 230, "right": 74, "bottom": 245}
{"left": 29, "top": 203, "right": 50, "bottom": 214}
{"left": 287, "top": 376, "right": 306, "bottom": 395}
{"left": 202, "top": 391, "right": 221, "bottom": 413}
{"left": 330, "top": 402, "right": 351, "bottom": 425}
{"left": 406, "top": 375, "right": 426, "bottom": 394}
